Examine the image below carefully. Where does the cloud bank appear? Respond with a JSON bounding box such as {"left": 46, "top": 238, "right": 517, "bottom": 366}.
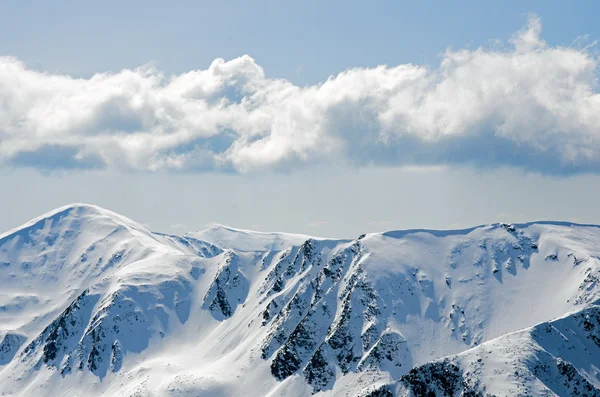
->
{"left": 1, "top": 16, "right": 599, "bottom": 174}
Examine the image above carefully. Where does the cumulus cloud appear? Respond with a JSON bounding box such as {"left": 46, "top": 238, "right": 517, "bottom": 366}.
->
{"left": 1, "top": 16, "right": 600, "bottom": 174}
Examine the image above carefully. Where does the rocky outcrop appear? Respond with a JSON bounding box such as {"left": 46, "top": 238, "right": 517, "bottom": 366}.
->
{"left": 0, "top": 331, "right": 26, "bottom": 365}
{"left": 203, "top": 251, "right": 249, "bottom": 319}
{"left": 21, "top": 273, "right": 193, "bottom": 378}
{"left": 21, "top": 290, "right": 98, "bottom": 368}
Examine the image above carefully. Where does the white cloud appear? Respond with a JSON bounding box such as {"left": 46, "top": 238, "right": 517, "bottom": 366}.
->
{"left": 1, "top": 16, "right": 600, "bottom": 174}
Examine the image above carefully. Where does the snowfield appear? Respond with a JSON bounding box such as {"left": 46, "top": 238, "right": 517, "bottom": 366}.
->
{"left": 0, "top": 204, "right": 599, "bottom": 396}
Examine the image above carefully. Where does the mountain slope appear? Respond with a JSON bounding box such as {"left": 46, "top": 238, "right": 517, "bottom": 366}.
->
{"left": 370, "top": 303, "right": 600, "bottom": 396}
{"left": 0, "top": 205, "right": 599, "bottom": 396}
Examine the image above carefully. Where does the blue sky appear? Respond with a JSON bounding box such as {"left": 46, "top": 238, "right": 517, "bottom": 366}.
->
{"left": 1, "top": 1, "right": 600, "bottom": 236}
{"left": 3, "top": 1, "right": 598, "bottom": 84}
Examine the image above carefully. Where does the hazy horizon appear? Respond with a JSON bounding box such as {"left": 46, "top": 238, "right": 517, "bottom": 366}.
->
{"left": 2, "top": 2, "right": 600, "bottom": 237}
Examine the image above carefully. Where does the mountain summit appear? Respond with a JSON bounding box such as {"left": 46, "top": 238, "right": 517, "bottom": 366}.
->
{"left": 0, "top": 205, "right": 599, "bottom": 396}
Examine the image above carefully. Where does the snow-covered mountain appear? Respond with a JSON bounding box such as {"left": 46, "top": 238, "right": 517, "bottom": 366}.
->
{"left": 0, "top": 204, "right": 599, "bottom": 396}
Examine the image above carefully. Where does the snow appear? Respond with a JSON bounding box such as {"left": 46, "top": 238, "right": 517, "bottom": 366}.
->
{"left": 0, "top": 204, "right": 599, "bottom": 396}
{"left": 189, "top": 223, "right": 336, "bottom": 252}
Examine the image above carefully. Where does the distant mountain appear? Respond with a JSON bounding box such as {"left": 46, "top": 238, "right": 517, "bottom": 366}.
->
{"left": 0, "top": 204, "right": 598, "bottom": 396}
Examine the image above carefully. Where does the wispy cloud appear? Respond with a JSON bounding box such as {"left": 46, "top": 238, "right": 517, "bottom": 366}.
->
{"left": 1, "top": 16, "right": 599, "bottom": 174}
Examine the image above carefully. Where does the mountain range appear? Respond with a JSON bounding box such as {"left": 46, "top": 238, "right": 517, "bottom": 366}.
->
{"left": 0, "top": 204, "right": 599, "bottom": 396}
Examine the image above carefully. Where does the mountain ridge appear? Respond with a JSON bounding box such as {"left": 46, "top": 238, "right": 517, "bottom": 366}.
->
{"left": 7, "top": 202, "right": 600, "bottom": 243}
{"left": 0, "top": 204, "right": 599, "bottom": 396}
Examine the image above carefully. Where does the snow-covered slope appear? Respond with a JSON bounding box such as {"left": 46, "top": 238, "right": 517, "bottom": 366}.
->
{"left": 0, "top": 205, "right": 599, "bottom": 396}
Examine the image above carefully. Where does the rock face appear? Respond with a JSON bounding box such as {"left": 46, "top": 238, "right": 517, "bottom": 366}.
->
{"left": 0, "top": 205, "right": 600, "bottom": 396}
{"left": 203, "top": 251, "right": 249, "bottom": 319}
{"left": 21, "top": 290, "right": 98, "bottom": 369}
{"left": 0, "top": 332, "right": 26, "bottom": 365}
{"left": 20, "top": 272, "right": 194, "bottom": 378}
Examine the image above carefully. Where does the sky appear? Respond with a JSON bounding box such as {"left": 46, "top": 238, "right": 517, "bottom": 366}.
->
{"left": 1, "top": 1, "right": 600, "bottom": 237}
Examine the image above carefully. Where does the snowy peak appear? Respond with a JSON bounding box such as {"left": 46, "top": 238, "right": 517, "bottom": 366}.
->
{"left": 1, "top": 203, "right": 140, "bottom": 238}
{"left": 0, "top": 203, "right": 164, "bottom": 284}
{"left": 0, "top": 206, "right": 600, "bottom": 396}
{"left": 188, "top": 223, "right": 340, "bottom": 252}
{"left": 0, "top": 203, "right": 167, "bottom": 260}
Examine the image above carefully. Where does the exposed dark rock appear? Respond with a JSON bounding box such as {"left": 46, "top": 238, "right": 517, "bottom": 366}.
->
{"left": 362, "top": 385, "right": 393, "bottom": 397}
{"left": 0, "top": 331, "right": 26, "bottom": 365}
{"left": 303, "top": 345, "right": 336, "bottom": 393}
{"left": 203, "top": 251, "right": 249, "bottom": 319}
{"left": 22, "top": 289, "right": 98, "bottom": 367}
{"left": 399, "top": 360, "right": 480, "bottom": 397}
